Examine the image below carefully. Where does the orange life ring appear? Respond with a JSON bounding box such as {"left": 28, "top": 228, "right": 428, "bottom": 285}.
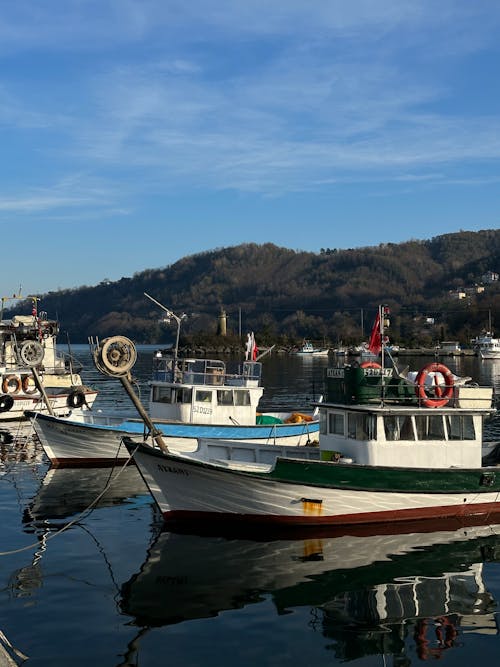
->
{"left": 2, "top": 375, "right": 21, "bottom": 394}
{"left": 22, "top": 375, "right": 38, "bottom": 395}
{"left": 415, "top": 362, "right": 454, "bottom": 408}
{"left": 360, "top": 361, "right": 382, "bottom": 369}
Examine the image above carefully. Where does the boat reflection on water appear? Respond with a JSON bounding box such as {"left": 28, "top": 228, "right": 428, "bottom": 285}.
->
{"left": 14, "top": 465, "right": 152, "bottom": 603}
{"left": 23, "top": 465, "right": 149, "bottom": 525}
{"left": 121, "top": 518, "right": 500, "bottom": 662}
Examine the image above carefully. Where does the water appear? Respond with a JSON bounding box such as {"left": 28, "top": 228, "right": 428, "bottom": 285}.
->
{"left": 1, "top": 348, "right": 500, "bottom": 666}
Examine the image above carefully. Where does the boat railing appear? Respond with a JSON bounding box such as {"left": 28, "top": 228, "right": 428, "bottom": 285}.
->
{"left": 152, "top": 357, "right": 262, "bottom": 387}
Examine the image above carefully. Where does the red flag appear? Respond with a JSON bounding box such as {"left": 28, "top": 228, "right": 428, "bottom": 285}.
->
{"left": 368, "top": 311, "right": 382, "bottom": 355}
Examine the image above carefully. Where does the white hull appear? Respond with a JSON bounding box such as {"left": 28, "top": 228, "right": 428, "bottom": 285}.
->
{"left": 130, "top": 444, "right": 500, "bottom": 526}
{"left": 31, "top": 411, "right": 320, "bottom": 466}
{"left": 480, "top": 351, "right": 500, "bottom": 360}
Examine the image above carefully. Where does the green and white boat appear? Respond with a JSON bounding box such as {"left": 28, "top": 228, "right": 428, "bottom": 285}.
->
{"left": 124, "top": 307, "right": 500, "bottom": 528}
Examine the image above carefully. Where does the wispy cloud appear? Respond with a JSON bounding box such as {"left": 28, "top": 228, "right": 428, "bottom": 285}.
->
{"left": 1, "top": 0, "right": 500, "bottom": 210}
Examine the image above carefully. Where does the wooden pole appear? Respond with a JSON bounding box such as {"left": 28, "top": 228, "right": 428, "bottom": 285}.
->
{"left": 119, "top": 373, "right": 169, "bottom": 453}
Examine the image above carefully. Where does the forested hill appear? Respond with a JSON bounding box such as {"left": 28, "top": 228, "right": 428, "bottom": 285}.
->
{"left": 6, "top": 229, "right": 500, "bottom": 346}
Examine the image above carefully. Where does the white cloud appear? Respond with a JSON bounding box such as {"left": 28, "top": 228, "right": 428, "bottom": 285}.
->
{"left": 0, "top": 0, "right": 499, "bottom": 207}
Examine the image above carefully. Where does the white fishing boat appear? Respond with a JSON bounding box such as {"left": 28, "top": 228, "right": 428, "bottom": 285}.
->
{"left": 0, "top": 294, "right": 97, "bottom": 421}
{"left": 295, "top": 340, "right": 329, "bottom": 356}
{"left": 472, "top": 311, "right": 500, "bottom": 360}
{"left": 123, "top": 306, "right": 500, "bottom": 528}
{"left": 473, "top": 332, "right": 500, "bottom": 360}
{"left": 29, "top": 315, "right": 319, "bottom": 466}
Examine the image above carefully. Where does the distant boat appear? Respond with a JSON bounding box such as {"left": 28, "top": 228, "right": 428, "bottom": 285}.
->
{"left": 472, "top": 311, "right": 500, "bottom": 360}
{"left": 295, "top": 340, "right": 329, "bottom": 356}
{"left": 438, "top": 341, "right": 462, "bottom": 356}
{"left": 472, "top": 332, "right": 500, "bottom": 360}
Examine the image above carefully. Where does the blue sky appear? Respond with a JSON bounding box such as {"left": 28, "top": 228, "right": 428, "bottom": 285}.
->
{"left": 1, "top": 1, "right": 500, "bottom": 295}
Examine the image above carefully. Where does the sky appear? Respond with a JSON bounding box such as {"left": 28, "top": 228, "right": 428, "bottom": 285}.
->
{"left": 1, "top": 1, "right": 500, "bottom": 296}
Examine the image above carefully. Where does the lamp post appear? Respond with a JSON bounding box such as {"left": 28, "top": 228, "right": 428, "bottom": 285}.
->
{"left": 144, "top": 293, "right": 187, "bottom": 373}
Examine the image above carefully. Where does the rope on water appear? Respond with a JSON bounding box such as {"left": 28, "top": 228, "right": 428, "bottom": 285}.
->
{"left": 0, "top": 441, "right": 139, "bottom": 557}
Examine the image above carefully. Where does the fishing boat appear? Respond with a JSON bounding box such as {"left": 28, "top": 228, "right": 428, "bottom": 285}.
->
{"left": 473, "top": 332, "right": 500, "bottom": 360}
{"left": 0, "top": 294, "right": 97, "bottom": 421}
{"left": 123, "top": 305, "right": 500, "bottom": 528}
{"left": 472, "top": 311, "right": 500, "bottom": 360}
{"left": 29, "top": 327, "right": 319, "bottom": 467}
{"left": 295, "top": 340, "right": 329, "bottom": 356}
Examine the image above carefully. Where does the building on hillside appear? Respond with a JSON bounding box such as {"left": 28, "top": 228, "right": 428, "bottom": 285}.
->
{"left": 481, "top": 271, "right": 499, "bottom": 284}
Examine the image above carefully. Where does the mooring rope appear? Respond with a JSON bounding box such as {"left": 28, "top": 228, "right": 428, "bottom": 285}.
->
{"left": 0, "top": 442, "right": 139, "bottom": 557}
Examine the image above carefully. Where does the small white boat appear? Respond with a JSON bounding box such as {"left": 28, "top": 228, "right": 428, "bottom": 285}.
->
{"left": 0, "top": 294, "right": 97, "bottom": 420}
{"left": 124, "top": 306, "right": 499, "bottom": 528}
{"left": 438, "top": 340, "right": 462, "bottom": 356}
{"left": 473, "top": 332, "right": 500, "bottom": 360}
{"left": 295, "top": 340, "right": 329, "bottom": 356}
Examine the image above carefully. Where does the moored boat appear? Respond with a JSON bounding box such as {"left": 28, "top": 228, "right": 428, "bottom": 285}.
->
{"left": 29, "top": 329, "right": 320, "bottom": 466}
{"left": 473, "top": 331, "right": 500, "bottom": 360}
{"left": 124, "top": 306, "right": 500, "bottom": 528}
{"left": 294, "top": 340, "right": 329, "bottom": 356}
{"left": 0, "top": 294, "right": 97, "bottom": 420}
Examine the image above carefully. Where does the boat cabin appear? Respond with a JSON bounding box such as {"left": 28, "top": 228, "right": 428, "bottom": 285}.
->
{"left": 319, "top": 365, "right": 494, "bottom": 469}
{"left": 149, "top": 355, "right": 265, "bottom": 424}
{"left": 438, "top": 341, "right": 462, "bottom": 356}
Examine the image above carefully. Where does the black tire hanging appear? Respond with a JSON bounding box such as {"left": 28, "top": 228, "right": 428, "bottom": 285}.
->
{"left": 0, "top": 394, "right": 14, "bottom": 412}
{"left": 67, "top": 389, "right": 86, "bottom": 409}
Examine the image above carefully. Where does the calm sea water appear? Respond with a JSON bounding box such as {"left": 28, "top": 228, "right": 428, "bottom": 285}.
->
{"left": 1, "top": 347, "right": 500, "bottom": 666}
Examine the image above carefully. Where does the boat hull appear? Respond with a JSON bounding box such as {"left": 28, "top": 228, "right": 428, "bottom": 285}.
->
{"left": 480, "top": 351, "right": 500, "bottom": 360}
{"left": 129, "top": 443, "right": 500, "bottom": 527}
{"left": 30, "top": 411, "right": 320, "bottom": 467}
{"left": 0, "top": 387, "right": 98, "bottom": 421}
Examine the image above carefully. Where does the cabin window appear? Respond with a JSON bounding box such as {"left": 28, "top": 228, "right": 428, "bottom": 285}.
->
{"left": 178, "top": 388, "right": 192, "bottom": 403}
{"left": 415, "top": 415, "right": 446, "bottom": 441}
{"left": 328, "top": 412, "right": 345, "bottom": 436}
{"left": 348, "top": 413, "right": 376, "bottom": 440}
{"left": 152, "top": 386, "right": 174, "bottom": 404}
{"left": 195, "top": 390, "right": 212, "bottom": 403}
{"left": 234, "top": 390, "right": 251, "bottom": 406}
{"left": 384, "top": 415, "right": 415, "bottom": 441}
{"left": 446, "top": 414, "right": 475, "bottom": 440}
{"left": 217, "top": 390, "right": 234, "bottom": 406}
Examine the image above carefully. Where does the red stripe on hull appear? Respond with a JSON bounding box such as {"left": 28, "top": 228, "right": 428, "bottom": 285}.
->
{"left": 162, "top": 500, "right": 500, "bottom": 529}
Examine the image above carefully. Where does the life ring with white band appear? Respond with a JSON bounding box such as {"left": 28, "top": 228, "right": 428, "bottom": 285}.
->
{"left": 2, "top": 375, "right": 21, "bottom": 394}
{"left": 22, "top": 375, "right": 38, "bottom": 395}
{"left": 415, "top": 362, "right": 454, "bottom": 408}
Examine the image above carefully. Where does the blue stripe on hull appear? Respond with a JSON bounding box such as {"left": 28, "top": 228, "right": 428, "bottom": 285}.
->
{"left": 111, "top": 420, "right": 319, "bottom": 439}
